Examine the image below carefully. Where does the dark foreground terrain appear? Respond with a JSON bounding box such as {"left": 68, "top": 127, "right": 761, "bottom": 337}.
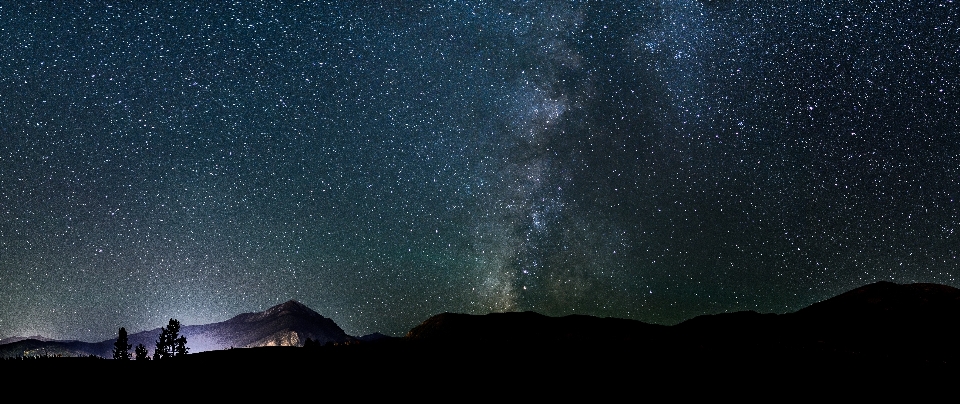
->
{"left": 4, "top": 282, "right": 959, "bottom": 391}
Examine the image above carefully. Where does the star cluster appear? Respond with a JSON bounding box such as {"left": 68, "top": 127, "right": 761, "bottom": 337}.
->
{"left": 1, "top": 1, "right": 958, "bottom": 341}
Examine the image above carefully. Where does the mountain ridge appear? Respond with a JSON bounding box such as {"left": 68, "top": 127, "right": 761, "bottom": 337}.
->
{"left": 0, "top": 299, "right": 349, "bottom": 358}
{"left": 4, "top": 281, "right": 960, "bottom": 363}
{"left": 401, "top": 281, "right": 960, "bottom": 364}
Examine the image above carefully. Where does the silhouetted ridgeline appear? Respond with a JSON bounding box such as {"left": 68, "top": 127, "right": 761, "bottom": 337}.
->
{"left": 3, "top": 282, "right": 960, "bottom": 380}
{"left": 0, "top": 299, "right": 350, "bottom": 359}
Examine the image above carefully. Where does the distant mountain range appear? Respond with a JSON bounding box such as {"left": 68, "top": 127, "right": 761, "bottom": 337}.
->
{"left": 0, "top": 335, "right": 61, "bottom": 345}
{"left": 402, "top": 281, "right": 960, "bottom": 369}
{"left": 4, "top": 281, "right": 960, "bottom": 367}
{"left": 0, "top": 300, "right": 350, "bottom": 358}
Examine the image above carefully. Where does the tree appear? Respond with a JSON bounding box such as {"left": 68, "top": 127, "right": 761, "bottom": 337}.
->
{"left": 113, "top": 327, "right": 131, "bottom": 360}
{"left": 135, "top": 343, "right": 150, "bottom": 360}
{"left": 175, "top": 335, "right": 188, "bottom": 356}
{"left": 154, "top": 318, "right": 189, "bottom": 359}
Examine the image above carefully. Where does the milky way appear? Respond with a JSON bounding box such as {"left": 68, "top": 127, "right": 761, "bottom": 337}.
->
{"left": 1, "top": 1, "right": 958, "bottom": 341}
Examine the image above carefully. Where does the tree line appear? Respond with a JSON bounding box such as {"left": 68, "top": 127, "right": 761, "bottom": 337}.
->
{"left": 113, "top": 318, "right": 189, "bottom": 360}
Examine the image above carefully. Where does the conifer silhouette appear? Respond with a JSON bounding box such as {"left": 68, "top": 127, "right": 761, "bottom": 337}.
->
{"left": 113, "top": 327, "right": 131, "bottom": 360}
{"left": 153, "top": 318, "right": 189, "bottom": 359}
{"left": 135, "top": 343, "right": 150, "bottom": 360}
{"left": 174, "top": 334, "right": 188, "bottom": 356}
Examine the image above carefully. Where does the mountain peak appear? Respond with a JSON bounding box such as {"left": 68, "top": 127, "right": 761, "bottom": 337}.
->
{"left": 0, "top": 335, "right": 63, "bottom": 345}
{"left": 278, "top": 299, "right": 309, "bottom": 310}
{"left": 795, "top": 281, "right": 960, "bottom": 320}
{"left": 225, "top": 299, "right": 325, "bottom": 325}
{"left": 265, "top": 299, "right": 319, "bottom": 317}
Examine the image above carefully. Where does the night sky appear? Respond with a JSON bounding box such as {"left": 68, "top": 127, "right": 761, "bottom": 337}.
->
{"left": 1, "top": 1, "right": 958, "bottom": 342}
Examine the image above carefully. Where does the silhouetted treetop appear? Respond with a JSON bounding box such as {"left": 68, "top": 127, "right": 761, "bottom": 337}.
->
{"left": 113, "top": 327, "right": 131, "bottom": 360}
{"left": 154, "top": 318, "right": 188, "bottom": 359}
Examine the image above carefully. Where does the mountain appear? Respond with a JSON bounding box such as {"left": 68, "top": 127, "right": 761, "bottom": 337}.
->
{"left": 0, "top": 335, "right": 65, "bottom": 345}
{"left": 786, "top": 281, "right": 960, "bottom": 360}
{"left": 405, "top": 311, "right": 666, "bottom": 346}
{"left": 5, "top": 281, "right": 960, "bottom": 368}
{"left": 0, "top": 338, "right": 110, "bottom": 359}
{"left": 667, "top": 281, "right": 960, "bottom": 366}
{"left": 669, "top": 281, "right": 960, "bottom": 332}
{"left": 401, "top": 282, "right": 960, "bottom": 369}
{"left": 169, "top": 299, "right": 350, "bottom": 354}
{"left": 793, "top": 281, "right": 960, "bottom": 320}
{"left": 355, "top": 332, "right": 395, "bottom": 343}
{"left": 0, "top": 300, "right": 349, "bottom": 359}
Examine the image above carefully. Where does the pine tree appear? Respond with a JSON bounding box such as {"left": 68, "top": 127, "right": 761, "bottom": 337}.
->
{"left": 135, "top": 343, "right": 150, "bottom": 360}
{"left": 175, "top": 335, "right": 189, "bottom": 356}
{"left": 153, "top": 325, "right": 170, "bottom": 360}
{"left": 154, "top": 318, "right": 188, "bottom": 359}
{"left": 113, "top": 327, "right": 131, "bottom": 360}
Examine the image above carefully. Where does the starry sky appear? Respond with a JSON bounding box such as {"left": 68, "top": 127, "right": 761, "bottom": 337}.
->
{"left": 1, "top": 0, "right": 958, "bottom": 341}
